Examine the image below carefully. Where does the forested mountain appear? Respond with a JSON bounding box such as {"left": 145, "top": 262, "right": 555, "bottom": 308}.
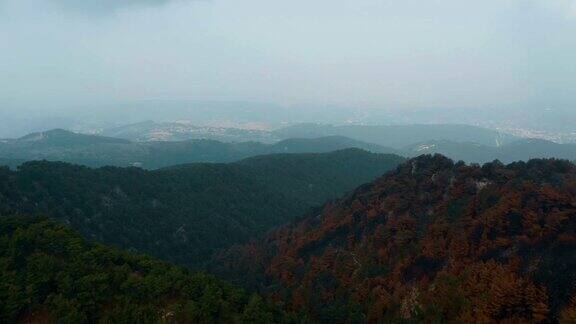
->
{"left": 0, "top": 129, "right": 395, "bottom": 169}
{"left": 273, "top": 123, "right": 517, "bottom": 148}
{"left": 403, "top": 139, "right": 576, "bottom": 164}
{"left": 218, "top": 155, "right": 576, "bottom": 322}
{"left": 0, "top": 149, "right": 404, "bottom": 268}
{"left": 5, "top": 127, "right": 576, "bottom": 170}
{"left": 0, "top": 216, "right": 290, "bottom": 323}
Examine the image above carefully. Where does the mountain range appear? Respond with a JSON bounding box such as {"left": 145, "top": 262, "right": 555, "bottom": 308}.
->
{"left": 0, "top": 129, "right": 397, "bottom": 169}
{"left": 2, "top": 147, "right": 576, "bottom": 321}
{"left": 2, "top": 126, "right": 576, "bottom": 170}
{"left": 100, "top": 122, "right": 517, "bottom": 149}
{"left": 273, "top": 123, "right": 517, "bottom": 148}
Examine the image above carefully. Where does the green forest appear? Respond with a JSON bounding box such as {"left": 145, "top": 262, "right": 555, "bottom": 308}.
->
{"left": 0, "top": 149, "right": 404, "bottom": 268}
{"left": 3, "top": 147, "right": 576, "bottom": 323}
{"left": 0, "top": 215, "right": 292, "bottom": 323}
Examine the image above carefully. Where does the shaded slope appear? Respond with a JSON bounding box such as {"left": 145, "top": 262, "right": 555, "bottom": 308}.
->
{"left": 0, "top": 216, "right": 289, "bottom": 323}
{"left": 0, "top": 149, "right": 404, "bottom": 268}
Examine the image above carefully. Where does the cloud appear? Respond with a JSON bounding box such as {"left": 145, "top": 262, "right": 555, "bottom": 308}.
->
{"left": 0, "top": 0, "right": 574, "bottom": 113}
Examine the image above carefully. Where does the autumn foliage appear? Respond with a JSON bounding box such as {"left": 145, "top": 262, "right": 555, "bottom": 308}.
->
{"left": 218, "top": 155, "right": 576, "bottom": 322}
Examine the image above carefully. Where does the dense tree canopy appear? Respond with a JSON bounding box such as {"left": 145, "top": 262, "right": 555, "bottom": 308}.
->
{"left": 0, "top": 149, "right": 404, "bottom": 268}
{"left": 218, "top": 155, "right": 576, "bottom": 322}
{"left": 0, "top": 216, "right": 291, "bottom": 323}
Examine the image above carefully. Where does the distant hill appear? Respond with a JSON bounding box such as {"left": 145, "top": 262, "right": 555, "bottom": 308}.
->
{"left": 0, "top": 128, "right": 130, "bottom": 157}
{"left": 501, "top": 139, "right": 576, "bottom": 162}
{"left": 101, "top": 121, "right": 277, "bottom": 143}
{"left": 218, "top": 155, "right": 576, "bottom": 322}
{"left": 402, "top": 138, "right": 576, "bottom": 163}
{"left": 0, "top": 216, "right": 287, "bottom": 323}
{"left": 402, "top": 140, "right": 498, "bottom": 163}
{"left": 4, "top": 127, "right": 573, "bottom": 169}
{"left": 273, "top": 123, "right": 517, "bottom": 148}
{"left": 16, "top": 128, "right": 130, "bottom": 146}
{"left": 0, "top": 129, "right": 134, "bottom": 167}
{"left": 0, "top": 149, "right": 405, "bottom": 268}
{"left": 0, "top": 129, "right": 396, "bottom": 169}
{"left": 270, "top": 136, "right": 399, "bottom": 155}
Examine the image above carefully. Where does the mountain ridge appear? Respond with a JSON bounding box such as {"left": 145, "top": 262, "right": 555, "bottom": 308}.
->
{"left": 273, "top": 123, "right": 518, "bottom": 148}
{"left": 0, "top": 149, "right": 405, "bottom": 269}
{"left": 0, "top": 129, "right": 396, "bottom": 169}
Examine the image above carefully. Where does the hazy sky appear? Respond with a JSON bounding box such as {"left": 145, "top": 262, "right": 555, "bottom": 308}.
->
{"left": 0, "top": 0, "right": 575, "bottom": 113}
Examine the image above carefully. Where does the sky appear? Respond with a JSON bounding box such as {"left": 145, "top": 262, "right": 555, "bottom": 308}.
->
{"left": 0, "top": 0, "right": 575, "bottom": 117}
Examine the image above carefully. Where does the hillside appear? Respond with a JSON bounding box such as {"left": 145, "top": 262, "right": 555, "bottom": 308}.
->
{"left": 273, "top": 123, "right": 517, "bottom": 148}
{"left": 218, "top": 155, "right": 576, "bottom": 322}
{"left": 0, "top": 129, "right": 394, "bottom": 169}
{"left": 0, "top": 216, "right": 289, "bottom": 323}
{"left": 0, "top": 149, "right": 404, "bottom": 268}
